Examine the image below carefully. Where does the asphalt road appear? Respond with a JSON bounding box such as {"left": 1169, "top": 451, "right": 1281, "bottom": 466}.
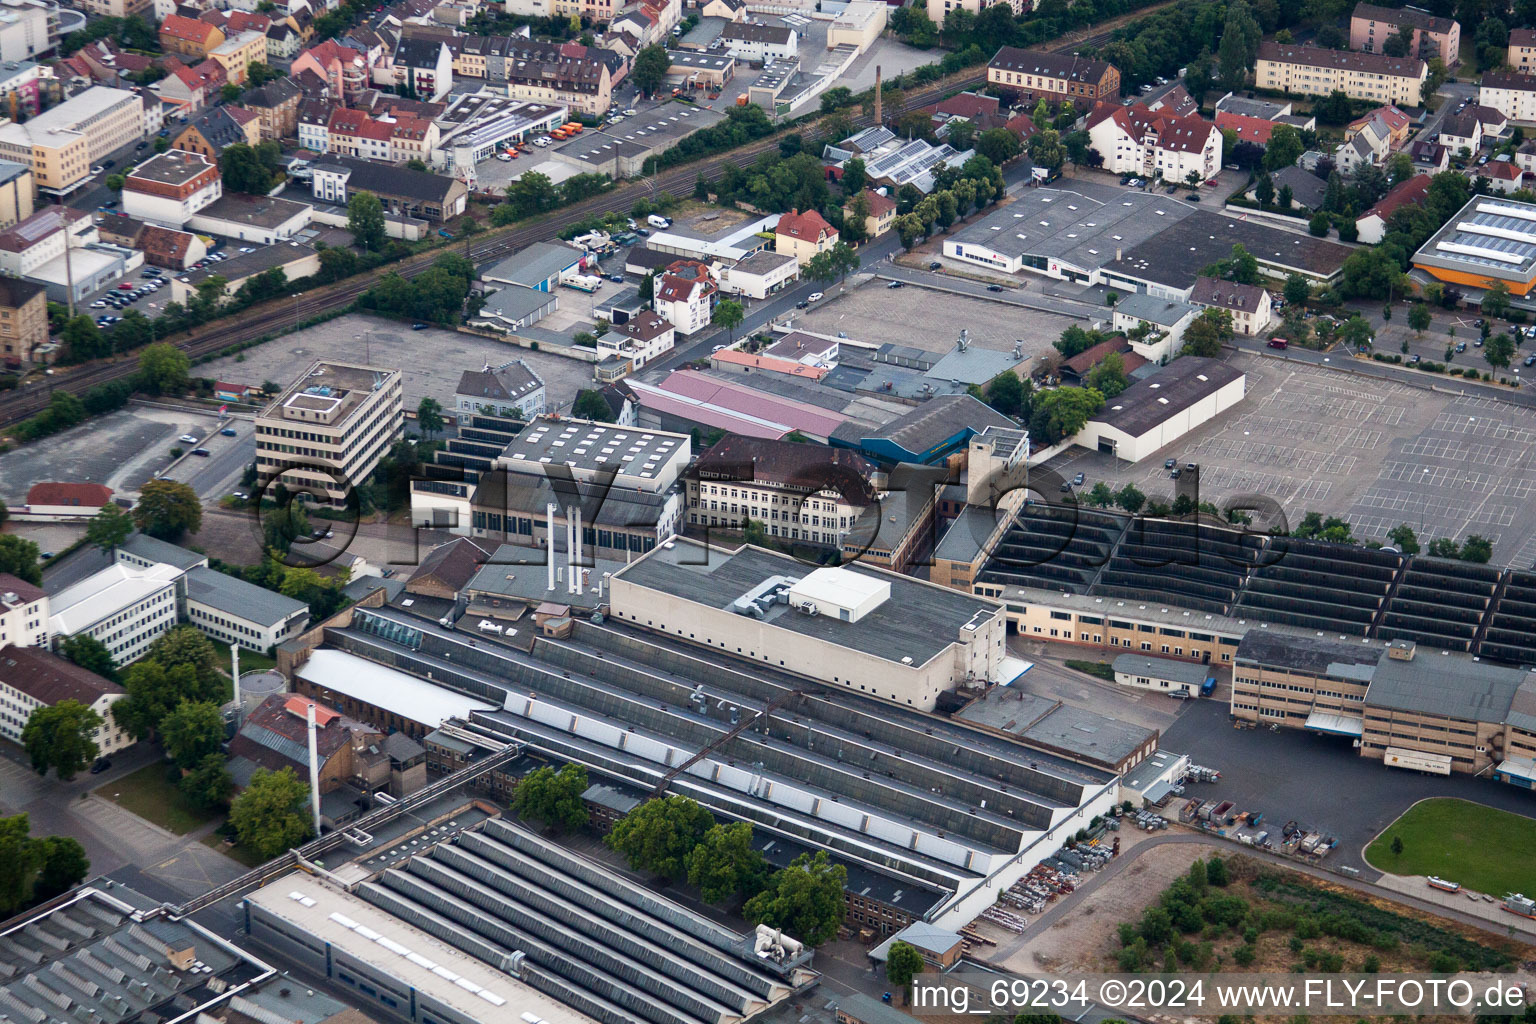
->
{"left": 163, "top": 416, "right": 257, "bottom": 500}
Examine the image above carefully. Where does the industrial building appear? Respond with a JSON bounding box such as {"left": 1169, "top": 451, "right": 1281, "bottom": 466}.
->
{"left": 1078, "top": 357, "right": 1247, "bottom": 463}
{"left": 244, "top": 817, "right": 818, "bottom": 1024}
{"left": 609, "top": 540, "right": 1007, "bottom": 710}
{"left": 1412, "top": 195, "right": 1536, "bottom": 297}
{"left": 286, "top": 600, "right": 1121, "bottom": 931}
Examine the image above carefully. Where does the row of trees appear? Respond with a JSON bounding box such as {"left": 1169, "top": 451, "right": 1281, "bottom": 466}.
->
{"left": 512, "top": 768, "right": 847, "bottom": 945}
{"left": 359, "top": 252, "right": 479, "bottom": 325}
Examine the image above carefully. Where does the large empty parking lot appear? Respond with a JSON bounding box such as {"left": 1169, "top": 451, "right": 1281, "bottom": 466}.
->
{"left": 1046, "top": 352, "right": 1536, "bottom": 567}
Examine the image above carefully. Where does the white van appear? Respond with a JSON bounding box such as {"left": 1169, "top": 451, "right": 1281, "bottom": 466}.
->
{"left": 647, "top": 214, "right": 672, "bottom": 229}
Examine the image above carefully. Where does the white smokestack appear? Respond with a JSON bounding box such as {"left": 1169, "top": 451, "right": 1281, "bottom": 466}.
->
{"left": 574, "top": 506, "right": 583, "bottom": 595}
{"left": 566, "top": 508, "right": 576, "bottom": 594}
{"left": 306, "top": 703, "right": 322, "bottom": 839}
{"left": 231, "top": 645, "right": 241, "bottom": 724}
{"left": 546, "top": 502, "right": 557, "bottom": 591}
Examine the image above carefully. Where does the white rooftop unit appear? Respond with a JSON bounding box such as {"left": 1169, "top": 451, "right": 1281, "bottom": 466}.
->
{"left": 787, "top": 567, "right": 890, "bottom": 623}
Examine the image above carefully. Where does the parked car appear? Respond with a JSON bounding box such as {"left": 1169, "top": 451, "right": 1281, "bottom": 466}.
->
{"left": 928, "top": 261, "right": 942, "bottom": 270}
{"left": 411, "top": 322, "right": 429, "bottom": 330}
{"left": 608, "top": 274, "right": 624, "bottom": 283}
{"left": 220, "top": 427, "right": 237, "bottom": 436}
{"left": 1267, "top": 337, "right": 1288, "bottom": 349}
{"left": 1164, "top": 458, "right": 1177, "bottom": 469}
{"left": 987, "top": 284, "right": 1004, "bottom": 292}
{"left": 886, "top": 280, "right": 903, "bottom": 288}
{"left": 178, "top": 433, "right": 199, "bottom": 443}
{"left": 1410, "top": 354, "right": 1421, "bottom": 363}
{"left": 1525, "top": 354, "right": 1536, "bottom": 367}
{"left": 1456, "top": 342, "right": 1467, "bottom": 353}
{"left": 795, "top": 300, "right": 809, "bottom": 309}
{"left": 191, "top": 447, "right": 210, "bottom": 456}
{"left": 807, "top": 291, "right": 823, "bottom": 302}
{"left": 1072, "top": 472, "right": 1085, "bottom": 486}
{"left": 90, "top": 758, "right": 111, "bottom": 774}
{"left": 1060, "top": 481, "right": 1073, "bottom": 492}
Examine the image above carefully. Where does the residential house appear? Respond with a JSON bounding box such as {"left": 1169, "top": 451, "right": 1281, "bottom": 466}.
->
{"left": 242, "top": 77, "right": 304, "bottom": 140}
{"left": 1263, "top": 165, "right": 1328, "bottom": 211}
{"left": 292, "top": 39, "right": 370, "bottom": 104}
{"left": 598, "top": 311, "right": 675, "bottom": 369}
{"left": 209, "top": 29, "right": 269, "bottom": 85}
{"left": 394, "top": 36, "right": 451, "bottom": 101}
{"left": 1188, "top": 276, "right": 1271, "bottom": 335}
{"left": 267, "top": 20, "right": 303, "bottom": 60}
{"left": 986, "top": 47, "right": 1121, "bottom": 108}
{"left": 714, "top": 249, "right": 799, "bottom": 299}
{"left": 1086, "top": 101, "right": 1222, "bottom": 182}
{"left": 844, "top": 188, "right": 896, "bottom": 238}
{"left": 1058, "top": 335, "right": 1147, "bottom": 386}
{"left": 774, "top": 207, "right": 838, "bottom": 266}
{"left": 0, "top": 648, "right": 133, "bottom": 759}
{"left": 1438, "top": 110, "right": 1482, "bottom": 156}
{"left": 154, "top": 58, "right": 226, "bottom": 111}
{"left": 1510, "top": 27, "right": 1536, "bottom": 74}
{"left": 654, "top": 259, "right": 716, "bottom": 335}
{"left": 1517, "top": 139, "right": 1536, "bottom": 175}
{"left": 1348, "top": 104, "right": 1411, "bottom": 148}
{"left": 1483, "top": 159, "right": 1525, "bottom": 193}
{"left": 502, "top": 40, "right": 612, "bottom": 116}
{"left": 1337, "top": 113, "right": 1389, "bottom": 172}
{"left": 454, "top": 360, "right": 546, "bottom": 419}
{"left": 159, "top": 14, "right": 225, "bottom": 58}
{"left": 1473, "top": 104, "right": 1510, "bottom": 140}
{"left": 139, "top": 224, "right": 207, "bottom": 269}
{"left": 327, "top": 106, "right": 393, "bottom": 161}
{"left": 1349, "top": 2, "right": 1460, "bottom": 65}
{"left": 1255, "top": 42, "right": 1426, "bottom": 107}
{"left": 1110, "top": 292, "right": 1199, "bottom": 362}
{"left": 171, "top": 106, "right": 255, "bottom": 161}
{"left": 121, "top": 148, "right": 223, "bottom": 228}
{"left": 1410, "top": 136, "right": 1449, "bottom": 172}
{"left": 1215, "top": 109, "right": 1280, "bottom": 148}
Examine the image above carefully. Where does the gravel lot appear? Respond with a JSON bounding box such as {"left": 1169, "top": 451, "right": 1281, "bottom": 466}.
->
{"left": 195, "top": 313, "right": 599, "bottom": 414}
{"left": 1042, "top": 351, "right": 1536, "bottom": 565}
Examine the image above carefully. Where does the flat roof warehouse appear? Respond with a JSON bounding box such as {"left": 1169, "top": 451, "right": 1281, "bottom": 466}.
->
{"left": 1413, "top": 196, "right": 1536, "bottom": 293}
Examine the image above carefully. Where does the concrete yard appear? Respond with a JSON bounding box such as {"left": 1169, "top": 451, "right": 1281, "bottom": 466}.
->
{"left": 791, "top": 277, "right": 1079, "bottom": 361}
{"left": 194, "top": 313, "right": 599, "bottom": 416}
{"left": 1042, "top": 350, "right": 1536, "bottom": 566}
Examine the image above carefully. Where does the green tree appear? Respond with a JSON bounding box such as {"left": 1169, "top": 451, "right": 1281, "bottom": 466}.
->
{"left": 1483, "top": 279, "right": 1512, "bottom": 319}
{"left": 1263, "top": 124, "right": 1304, "bottom": 172}
{"left": 61, "top": 635, "right": 116, "bottom": 680}
{"left": 347, "top": 190, "right": 387, "bottom": 252}
{"left": 511, "top": 764, "right": 590, "bottom": 831}
{"left": 229, "top": 766, "right": 312, "bottom": 858}
{"left": 1485, "top": 331, "right": 1515, "bottom": 369}
{"left": 1086, "top": 350, "right": 1130, "bottom": 398}
{"left": 86, "top": 502, "right": 133, "bottom": 552}
{"left": 886, "top": 940, "right": 925, "bottom": 988}
{"left": 1408, "top": 303, "right": 1432, "bottom": 334}
{"left": 145, "top": 628, "right": 220, "bottom": 698}
{"left": 607, "top": 795, "right": 715, "bottom": 879}
{"left": 1029, "top": 386, "right": 1104, "bottom": 445}
{"left": 895, "top": 212, "right": 925, "bottom": 250}
{"left": 1182, "top": 309, "right": 1232, "bottom": 357}
{"left": 1027, "top": 128, "right": 1065, "bottom": 171}
{"left": 632, "top": 45, "right": 671, "bottom": 96}
{"left": 1254, "top": 174, "right": 1275, "bottom": 206}
{"left": 976, "top": 126, "right": 1022, "bottom": 166}
{"left": 1387, "top": 523, "right": 1420, "bottom": 554}
{"left": 59, "top": 314, "right": 103, "bottom": 361}
{"left": 841, "top": 156, "right": 868, "bottom": 196}
{"left": 1085, "top": 481, "right": 1115, "bottom": 507}
{"left": 133, "top": 479, "right": 201, "bottom": 539}
{"left": 137, "top": 341, "right": 189, "bottom": 394}
{"left": 1308, "top": 212, "right": 1331, "bottom": 237}
{"left": 105, "top": 173, "right": 124, "bottom": 192}
{"left": 573, "top": 389, "right": 615, "bottom": 421}
{"left": 0, "top": 814, "right": 42, "bottom": 915}
{"left": 1339, "top": 316, "right": 1373, "bottom": 350}
{"left": 1461, "top": 534, "right": 1493, "bottom": 563}
{"left": 1283, "top": 273, "right": 1310, "bottom": 307}
{"left": 416, "top": 396, "right": 444, "bottom": 438}
{"left": 1206, "top": 856, "right": 1228, "bottom": 886}
{"left": 1390, "top": 835, "right": 1404, "bottom": 859}
{"left": 983, "top": 370, "right": 1029, "bottom": 417}
{"left": 743, "top": 850, "right": 847, "bottom": 946}
{"left": 685, "top": 821, "right": 769, "bottom": 903}
{"left": 0, "top": 535, "right": 41, "bottom": 586}
{"left": 160, "top": 700, "right": 225, "bottom": 770}
{"left": 1277, "top": 184, "right": 1293, "bottom": 209}
{"left": 180, "top": 752, "right": 234, "bottom": 812}
{"left": 220, "top": 83, "right": 242, "bottom": 103}
{"left": 115, "top": 661, "right": 202, "bottom": 739}
{"left": 1114, "top": 483, "right": 1147, "bottom": 514}
{"left": 712, "top": 297, "right": 745, "bottom": 343}
{"left": 22, "top": 700, "right": 101, "bottom": 780}
{"left": 32, "top": 835, "right": 89, "bottom": 902}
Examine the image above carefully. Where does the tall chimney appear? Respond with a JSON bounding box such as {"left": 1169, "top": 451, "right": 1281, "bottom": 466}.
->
{"left": 566, "top": 509, "right": 577, "bottom": 595}
{"left": 306, "top": 703, "right": 322, "bottom": 839}
{"left": 874, "top": 65, "right": 882, "bottom": 125}
{"left": 572, "top": 506, "right": 583, "bottom": 595}
{"left": 546, "top": 502, "right": 557, "bottom": 591}
{"left": 231, "top": 645, "right": 241, "bottom": 725}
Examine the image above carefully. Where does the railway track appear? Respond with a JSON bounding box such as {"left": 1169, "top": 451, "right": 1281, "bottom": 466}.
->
{"left": 0, "top": 24, "right": 1133, "bottom": 429}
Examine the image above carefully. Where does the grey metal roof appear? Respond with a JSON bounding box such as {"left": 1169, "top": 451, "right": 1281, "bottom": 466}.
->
{"left": 1111, "top": 653, "right": 1212, "bottom": 686}
{"left": 1108, "top": 209, "right": 1353, "bottom": 288}
{"left": 184, "top": 565, "right": 308, "bottom": 627}
{"left": 952, "top": 182, "right": 1189, "bottom": 271}
{"left": 1234, "top": 629, "right": 1380, "bottom": 675}
{"left": 473, "top": 284, "right": 559, "bottom": 323}
{"left": 482, "top": 241, "right": 582, "bottom": 287}
{"left": 1412, "top": 195, "right": 1536, "bottom": 286}
{"left": 1365, "top": 649, "right": 1532, "bottom": 723}
{"left": 117, "top": 531, "right": 208, "bottom": 570}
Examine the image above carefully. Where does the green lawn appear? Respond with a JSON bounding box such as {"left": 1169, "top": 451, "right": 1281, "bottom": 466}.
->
{"left": 1065, "top": 659, "right": 1116, "bottom": 681}
{"left": 199, "top": 832, "right": 267, "bottom": 869}
{"left": 94, "top": 762, "right": 219, "bottom": 836}
{"left": 1365, "top": 798, "right": 1536, "bottom": 896}
{"left": 210, "top": 639, "right": 278, "bottom": 675}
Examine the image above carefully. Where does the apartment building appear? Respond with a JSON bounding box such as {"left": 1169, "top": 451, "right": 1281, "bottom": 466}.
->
{"left": 1255, "top": 42, "right": 1427, "bottom": 107}
{"left": 0, "top": 87, "right": 140, "bottom": 194}
{"left": 505, "top": 49, "right": 612, "bottom": 116}
{"left": 0, "top": 276, "right": 48, "bottom": 364}
{"left": 394, "top": 37, "right": 453, "bottom": 101}
{"left": 986, "top": 48, "right": 1120, "bottom": 107}
{"left": 159, "top": 14, "right": 225, "bottom": 58}
{"left": 1479, "top": 71, "right": 1536, "bottom": 125}
{"left": 0, "top": 0, "right": 59, "bottom": 63}
{"left": 308, "top": 155, "right": 468, "bottom": 222}
{"left": 79, "top": 0, "right": 152, "bottom": 19}
{"left": 597, "top": 311, "right": 675, "bottom": 370}
{"left": 209, "top": 29, "right": 268, "bottom": 85}
{"left": 0, "top": 647, "right": 133, "bottom": 758}
{"left": 291, "top": 39, "right": 370, "bottom": 103}
{"left": 255, "top": 360, "right": 404, "bottom": 506}
{"left": 1086, "top": 101, "right": 1223, "bottom": 182}
{"left": 453, "top": 360, "right": 545, "bottom": 419}
{"left": 1511, "top": 28, "right": 1536, "bottom": 75}
{"left": 120, "top": 149, "right": 222, "bottom": 228}
{"left": 654, "top": 259, "right": 716, "bottom": 335}
{"left": 718, "top": 22, "right": 797, "bottom": 63}
{"left": 0, "top": 122, "right": 85, "bottom": 195}
{"left": 241, "top": 76, "right": 303, "bottom": 140}
{"left": 925, "top": 0, "right": 1026, "bottom": 31}
{"left": 1350, "top": 2, "right": 1459, "bottom": 65}
{"left": 686, "top": 434, "right": 877, "bottom": 548}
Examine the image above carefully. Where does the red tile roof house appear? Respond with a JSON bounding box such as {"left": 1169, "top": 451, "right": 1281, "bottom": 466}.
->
{"left": 1215, "top": 109, "right": 1277, "bottom": 147}
{"left": 774, "top": 208, "right": 838, "bottom": 266}
{"left": 1355, "top": 173, "right": 1430, "bottom": 244}
{"left": 24, "top": 482, "right": 114, "bottom": 521}
{"left": 1481, "top": 159, "right": 1525, "bottom": 193}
